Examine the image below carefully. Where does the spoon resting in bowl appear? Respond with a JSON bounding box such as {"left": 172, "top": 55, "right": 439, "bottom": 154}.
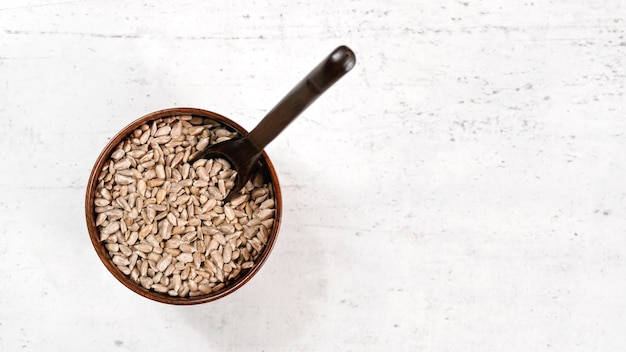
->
{"left": 189, "top": 45, "right": 356, "bottom": 203}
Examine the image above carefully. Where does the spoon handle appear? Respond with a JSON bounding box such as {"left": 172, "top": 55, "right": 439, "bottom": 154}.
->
{"left": 246, "top": 45, "right": 356, "bottom": 150}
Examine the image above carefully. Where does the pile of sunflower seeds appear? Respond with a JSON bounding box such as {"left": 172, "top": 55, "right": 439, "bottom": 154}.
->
{"left": 93, "top": 115, "right": 275, "bottom": 297}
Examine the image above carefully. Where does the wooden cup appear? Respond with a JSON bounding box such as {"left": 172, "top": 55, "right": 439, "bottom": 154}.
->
{"left": 85, "top": 107, "right": 282, "bottom": 304}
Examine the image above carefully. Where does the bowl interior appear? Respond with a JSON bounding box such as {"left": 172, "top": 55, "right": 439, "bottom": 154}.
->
{"left": 85, "top": 107, "right": 282, "bottom": 304}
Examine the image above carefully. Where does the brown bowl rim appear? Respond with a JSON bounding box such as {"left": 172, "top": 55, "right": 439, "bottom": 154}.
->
{"left": 85, "top": 107, "right": 282, "bottom": 305}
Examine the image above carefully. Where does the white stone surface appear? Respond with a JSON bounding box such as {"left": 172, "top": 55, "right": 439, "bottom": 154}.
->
{"left": 1, "top": 0, "right": 625, "bottom": 350}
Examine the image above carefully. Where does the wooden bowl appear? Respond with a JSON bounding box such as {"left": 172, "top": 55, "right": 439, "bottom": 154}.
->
{"left": 85, "top": 107, "right": 282, "bottom": 304}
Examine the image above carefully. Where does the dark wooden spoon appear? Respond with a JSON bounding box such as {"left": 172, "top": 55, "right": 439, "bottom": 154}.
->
{"left": 190, "top": 45, "right": 356, "bottom": 202}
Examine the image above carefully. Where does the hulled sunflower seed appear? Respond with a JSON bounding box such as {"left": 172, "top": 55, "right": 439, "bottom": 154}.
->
{"left": 176, "top": 253, "right": 193, "bottom": 263}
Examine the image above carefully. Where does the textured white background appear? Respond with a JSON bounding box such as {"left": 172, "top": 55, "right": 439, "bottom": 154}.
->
{"left": 1, "top": 0, "right": 625, "bottom": 351}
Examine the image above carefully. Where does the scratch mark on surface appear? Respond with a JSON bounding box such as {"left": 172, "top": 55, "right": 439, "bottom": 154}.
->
{"left": 4, "top": 29, "right": 140, "bottom": 39}
{"left": 0, "top": 1, "right": 77, "bottom": 11}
